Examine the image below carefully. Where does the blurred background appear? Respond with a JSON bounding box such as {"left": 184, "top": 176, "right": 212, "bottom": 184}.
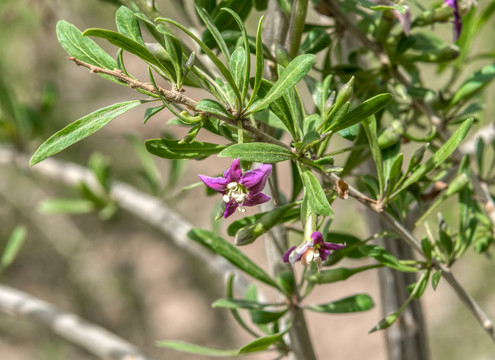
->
{"left": 0, "top": 0, "right": 494, "bottom": 359}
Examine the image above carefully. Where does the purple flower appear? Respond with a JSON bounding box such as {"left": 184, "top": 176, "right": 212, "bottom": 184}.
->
{"left": 199, "top": 159, "right": 272, "bottom": 218}
{"left": 445, "top": 0, "right": 462, "bottom": 42}
{"left": 283, "top": 231, "right": 346, "bottom": 271}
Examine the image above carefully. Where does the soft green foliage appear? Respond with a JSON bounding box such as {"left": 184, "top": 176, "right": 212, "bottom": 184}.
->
{"left": 16, "top": 1, "right": 495, "bottom": 359}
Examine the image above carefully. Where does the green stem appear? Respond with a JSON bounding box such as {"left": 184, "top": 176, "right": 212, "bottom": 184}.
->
{"left": 286, "top": 0, "right": 309, "bottom": 59}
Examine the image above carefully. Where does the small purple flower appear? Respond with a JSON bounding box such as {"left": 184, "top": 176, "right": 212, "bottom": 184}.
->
{"left": 445, "top": 0, "right": 462, "bottom": 42}
{"left": 283, "top": 231, "right": 346, "bottom": 271}
{"left": 199, "top": 159, "right": 272, "bottom": 218}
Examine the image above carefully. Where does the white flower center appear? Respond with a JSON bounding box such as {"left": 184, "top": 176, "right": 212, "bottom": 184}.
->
{"left": 224, "top": 182, "right": 248, "bottom": 211}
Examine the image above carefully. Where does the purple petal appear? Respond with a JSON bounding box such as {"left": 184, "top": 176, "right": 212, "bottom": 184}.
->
{"left": 319, "top": 248, "right": 332, "bottom": 262}
{"left": 198, "top": 175, "right": 228, "bottom": 192}
{"left": 289, "top": 242, "right": 310, "bottom": 267}
{"left": 445, "top": 0, "right": 462, "bottom": 41}
{"left": 240, "top": 164, "right": 272, "bottom": 194}
{"left": 444, "top": 0, "right": 456, "bottom": 8}
{"left": 223, "top": 159, "right": 242, "bottom": 183}
{"left": 243, "top": 192, "right": 271, "bottom": 207}
{"left": 223, "top": 200, "right": 238, "bottom": 218}
{"left": 283, "top": 246, "right": 297, "bottom": 263}
{"left": 310, "top": 231, "right": 325, "bottom": 245}
{"left": 320, "top": 242, "right": 347, "bottom": 251}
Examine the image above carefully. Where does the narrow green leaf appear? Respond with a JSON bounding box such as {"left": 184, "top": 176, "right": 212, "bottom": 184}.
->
{"left": 255, "top": 79, "right": 296, "bottom": 137}
{"left": 30, "top": 100, "right": 142, "bottom": 166}
{"left": 306, "top": 294, "right": 374, "bottom": 313}
{"left": 309, "top": 265, "right": 382, "bottom": 284}
{"left": 247, "top": 54, "right": 316, "bottom": 114}
{"left": 229, "top": 48, "right": 246, "bottom": 94}
{"left": 246, "top": 16, "right": 265, "bottom": 109}
{"left": 157, "top": 341, "right": 238, "bottom": 357}
{"left": 369, "top": 313, "right": 398, "bottom": 333}
{"left": 188, "top": 228, "right": 278, "bottom": 288}
{"left": 393, "top": 118, "right": 473, "bottom": 196}
{"left": 362, "top": 116, "right": 385, "bottom": 197}
{"left": 432, "top": 269, "right": 442, "bottom": 290}
{"left": 127, "top": 133, "right": 161, "bottom": 193}
{"left": 2, "top": 226, "right": 27, "bottom": 269}
{"left": 299, "top": 27, "right": 331, "bottom": 55}
{"left": 157, "top": 17, "right": 242, "bottom": 109}
{"left": 156, "top": 25, "right": 184, "bottom": 87}
{"left": 450, "top": 65, "right": 495, "bottom": 107}
{"left": 196, "top": 99, "right": 235, "bottom": 119}
{"left": 195, "top": 4, "right": 231, "bottom": 60}
{"left": 235, "top": 203, "right": 297, "bottom": 246}
{"left": 238, "top": 333, "right": 283, "bottom": 354}
{"left": 301, "top": 169, "right": 333, "bottom": 216}
{"left": 227, "top": 207, "right": 299, "bottom": 236}
{"left": 221, "top": 8, "right": 250, "bottom": 101}
{"left": 38, "top": 198, "right": 95, "bottom": 214}
{"left": 116, "top": 6, "right": 145, "bottom": 46}
{"left": 325, "top": 93, "right": 392, "bottom": 133}
{"left": 359, "top": 245, "right": 419, "bottom": 272}
{"left": 146, "top": 139, "right": 227, "bottom": 160}
{"left": 143, "top": 105, "right": 165, "bottom": 124}
{"left": 212, "top": 298, "right": 282, "bottom": 310}
{"left": 83, "top": 28, "right": 172, "bottom": 80}
{"left": 56, "top": 21, "right": 119, "bottom": 84}
{"left": 218, "top": 143, "right": 296, "bottom": 163}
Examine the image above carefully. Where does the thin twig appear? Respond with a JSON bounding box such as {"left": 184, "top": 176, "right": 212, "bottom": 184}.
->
{"left": 0, "top": 284, "right": 152, "bottom": 360}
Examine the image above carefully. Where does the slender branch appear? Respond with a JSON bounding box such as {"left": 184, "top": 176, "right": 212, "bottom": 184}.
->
{"left": 68, "top": 57, "right": 292, "bottom": 151}
{"left": 0, "top": 284, "right": 152, "bottom": 360}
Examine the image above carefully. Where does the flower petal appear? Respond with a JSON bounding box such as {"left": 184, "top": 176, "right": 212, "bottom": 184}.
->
{"left": 320, "top": 242, "right": 346, "bottom": 251}
{"left": 319, "top": 248, "right": 331, "bottom": 261}
{"left": 243, "top": 192, "right": 271, "bottom": 207}
{"left": 223, "top": 200, "right": 238, "bottom": 218}
{"left": 240, "top": 164, "right": 272, "bottom": 194}
{"left": 223, "top": 158, "right": 242, "bottom": 183}
{"left": 198, "top": 175, "right": 228, "bottom": 192}
{"left": 310, "top": 231, "right": 325, "bottom": 245}
{"left": 283, "top": 246, "right": 297, "bottom": 263}
{"left": 289, "top": 242, "right": 310, "bottom": 267}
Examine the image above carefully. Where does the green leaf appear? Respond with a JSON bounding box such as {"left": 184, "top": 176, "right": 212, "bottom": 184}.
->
{"left": 309, "top": 265, "right": 382, "bottom": 284}
{"left": 157, "top": 17, "right": 242, "bottom": 109}
{"left": 218, "top": 143, "right": 296, "bottom": 163}
{"left": 246, "top": 16, "right": 265, "bottom": 109}
{"left": 450, "top": 65, "right": 495, "bottom": 107}
{"left": 157, "top": 341, "right": 239, "bottom": 357}
{"left": 234, "top": 203, "right": 297, "bottom": 246}
{"left": 212, "top": 298, "right": 282, "bottom": 310}
{"left": 362, "top": 116, "right": 385, "bottom": 197}
{"left": 306, "top": 294, "right": 374, "bottom": 313}
{"left": 255, "top": 79, "right": 296, "bottom": 137}
{"left": 83, "top": 28, "right": 173, "bottom": 80}
{"left": 221, "top": 8, "right": 251, "bottom": 101}
{"left": 247, "top": 54, "right": 316, "bottom": 114}
{"left": 196, "top": 99, "right": 235, "bottom": 119}
{"left": 432, "top": 269, "right": 442, "bottom": 290}
{"left": 143, "top": 105, "right": 165, "bottom": 124}
{"left": 325, "top": 93, "right": 392, "bottom": 133}
{"left": 2, "top": 226, "right": 27, "bottom": 269}
{"left": 56, "top": 21, "right": 119, "bottom": 84}
{"left": 369, "top": 313, "right": 398, "bottom": 333}
{"left": 38, "top": 198, "right": 95, "bottom": 214}
{"left": 127, "top": 133, "right": 161, "bottom": 194}
{"left": 301, "top": 169, "right": 333, "bottom": 216}
{"left": 116, "top": 6, "right": 145, "bottom": 46}
{"left": 146, "top": 139, "right": 227, "bottom": 160}
{"left": 156, "top": 25, "right": 184, "bottom": 87}
{"left": 188, "top": 228, "right": 278, "bottom": 288}
{"left": 238, "top": 334, "right": 283, "bottom": 354}
{"left": 229, "top": 48, "right": 246, "bottom": 95}
{"left": 299, "top": 27, "right": 331, "bottom": 55}
{"left": 393, "top": 118, "right": 473, "bottom": 196}
{"left": 195, "top": 4, "right": 231, "bottom": 60}
{"left": 359, "top": 245, "right": 418, "bottom": 272}
{"left": 30, "top": 100, "right": 143, "bottom": 166}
